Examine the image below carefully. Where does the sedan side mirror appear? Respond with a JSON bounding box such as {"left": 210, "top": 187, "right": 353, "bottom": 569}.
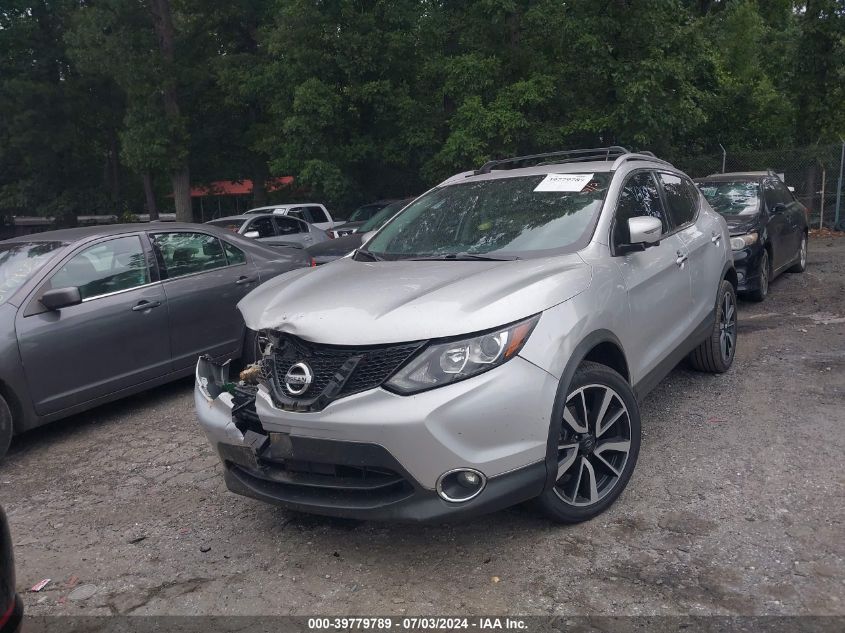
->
{"left": 41, "top": 287, "right": 82, "bottom": 311}
{"left": 243, "top": 230, "right": 260, "bottom": 239}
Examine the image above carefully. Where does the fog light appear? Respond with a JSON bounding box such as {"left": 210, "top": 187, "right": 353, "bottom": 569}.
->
{"left": 436, "top": 468, "right": 486, "bottom": 503}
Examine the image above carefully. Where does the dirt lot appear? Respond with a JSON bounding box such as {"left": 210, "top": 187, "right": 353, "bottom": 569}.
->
{"left": 2, "top": 238, "right": 844, "bottom": 617}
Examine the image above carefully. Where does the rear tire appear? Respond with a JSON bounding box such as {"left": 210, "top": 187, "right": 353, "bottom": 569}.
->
{"left": 537, "top": 361, "right": 641, "bottom": 524}
{"left": 747, "top": 251, "right": 769, "bottom": 302}
{"left": 689, "top": 280, "right": 737, "bottom": 373}
{"left": 0, "top": 394, "right": 13, "bottom": 461}
{"left": 788, "top": 233, "right": 807, "bottom": 273}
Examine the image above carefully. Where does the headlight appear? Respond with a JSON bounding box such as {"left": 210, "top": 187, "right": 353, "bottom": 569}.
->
{"left": 384, "top": 315, "right": 540, "bottom": 395}
{"left": 730, "top": 232, "right": 758, "bottom": 250}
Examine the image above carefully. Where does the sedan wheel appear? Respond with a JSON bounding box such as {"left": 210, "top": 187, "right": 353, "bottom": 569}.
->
{"left": 789, "top": 234, "right": 807, "bottom": 273}
{"left": 538, "top": 362, "right": 641, "bottom": 523}
{"left": 748, "top": 252, "right": 769, "bottom": 302}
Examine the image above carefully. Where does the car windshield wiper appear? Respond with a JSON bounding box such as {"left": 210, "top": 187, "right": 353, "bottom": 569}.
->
{"left": 410, "top": 252, "right": 519, "bottom": 262}
{"left": 354, "top": 249, "right": 384, "bottom": 262}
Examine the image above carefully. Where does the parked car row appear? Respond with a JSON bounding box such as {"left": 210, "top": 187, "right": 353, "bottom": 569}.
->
{"left": 0, "top": 151, "right": 808, "bottom": 529}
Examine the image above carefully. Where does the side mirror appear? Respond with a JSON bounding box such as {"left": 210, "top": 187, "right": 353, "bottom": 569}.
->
{"left": 41, "top": 287, "right": 82, "bottom": 311}
{"left": 243, "top": 230, "right": 260, "bottom": 239}
{"left": 628, "top": 216, "right": 662, "bottom": 244}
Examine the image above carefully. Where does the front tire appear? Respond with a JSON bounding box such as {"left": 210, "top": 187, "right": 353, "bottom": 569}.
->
{"left": 0, "top": 394, "right": 13, "bottom": 461}
{"left": 537, "top": 361, "right": 641, "bottom": 524}
{"left": 788, "top": 233, "right": 807, "bottom": 273}
{"left": 689, "top": 280, "right": 737, "bottom": 373}
{"left": 747, "top": 250, "right": 769, "bottom": 302}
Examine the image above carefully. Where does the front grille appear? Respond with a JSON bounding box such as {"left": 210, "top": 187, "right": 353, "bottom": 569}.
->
{"left": 266, "top": 334, "right": 424, "bottom": 411}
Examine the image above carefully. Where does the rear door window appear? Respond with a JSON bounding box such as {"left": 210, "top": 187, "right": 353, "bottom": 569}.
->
{"left": 49, "top": 236, "right": 150, "bottom": 300}
{"left": 658, "top": 173, "right": 698, "bottom": 228}
{"left": 151, "top": 232, "right": 228, "bottom": 279}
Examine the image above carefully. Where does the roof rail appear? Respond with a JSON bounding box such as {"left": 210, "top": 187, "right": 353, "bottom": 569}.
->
{"left": 474, "top": 146, "right": 631, "bottom": 175}
{"left": 610, "top": 152, "right": 674, "bottom": 170}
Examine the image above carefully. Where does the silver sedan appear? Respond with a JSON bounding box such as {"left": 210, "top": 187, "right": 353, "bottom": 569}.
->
{"left": 207, "top": 213, "right": 330, "bottom": 249}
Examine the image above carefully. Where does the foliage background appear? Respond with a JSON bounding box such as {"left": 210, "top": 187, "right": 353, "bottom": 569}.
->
{"left": 1, "top": 0, "right": 843, "bottom": 221}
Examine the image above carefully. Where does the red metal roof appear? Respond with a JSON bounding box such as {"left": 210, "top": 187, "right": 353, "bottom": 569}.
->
{"left": 190, "top": 177, "right": 294, "bottom": 198}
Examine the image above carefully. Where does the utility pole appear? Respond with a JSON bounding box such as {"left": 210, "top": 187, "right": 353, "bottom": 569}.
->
{"left": 719, "top": 143, "right": 727, "bottom": 174}
{"left": 835, "top": 138, "right": 844, "bottom": 228}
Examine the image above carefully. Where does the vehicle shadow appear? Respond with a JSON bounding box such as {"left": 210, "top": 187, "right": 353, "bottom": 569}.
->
{"left": 5, "top": 377, "right": 195, "bottom": 460}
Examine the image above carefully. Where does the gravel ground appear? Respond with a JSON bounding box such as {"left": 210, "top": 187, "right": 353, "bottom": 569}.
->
{"left": 2, "top": 238, "right": 843, "bottom": 617}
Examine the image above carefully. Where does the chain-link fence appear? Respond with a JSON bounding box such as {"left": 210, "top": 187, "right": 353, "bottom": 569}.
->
{"left": 672, "top": 142, "right": 845, "bottom": 229}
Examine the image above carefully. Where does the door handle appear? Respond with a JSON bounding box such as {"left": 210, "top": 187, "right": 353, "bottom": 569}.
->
{"left": 676, "top": 250, "right": 688, "bottom": 267}
{"left": 236, "top": 276, "right": 258, "bottom": 285}
{"left": 711, "top": 231, "right": 721, "bottom": 245}
{"left": 131, "top": 300, "right": 161, "bottom": 312}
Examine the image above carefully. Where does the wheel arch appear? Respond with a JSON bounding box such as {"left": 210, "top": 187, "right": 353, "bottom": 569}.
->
{"left": 542, "top": 330, "right": 631, "bottom": 491}
{"left": 722, "top": 260, "right": 738, "bottom": 291}
{"left": 0, "top": 378, "right": 21, "bottom": 435}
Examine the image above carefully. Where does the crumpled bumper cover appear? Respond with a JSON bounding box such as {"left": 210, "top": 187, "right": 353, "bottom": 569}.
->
{"left": 194, "top": 354, "right": 554, "bottom": 521}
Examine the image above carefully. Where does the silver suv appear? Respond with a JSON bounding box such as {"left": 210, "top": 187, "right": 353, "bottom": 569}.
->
{"left": 195, "top": 147, "right": 737, "bottom": 523}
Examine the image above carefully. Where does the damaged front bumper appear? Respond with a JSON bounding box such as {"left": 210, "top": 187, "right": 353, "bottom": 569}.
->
{"left": 194, "top": 354, "right": 555, "bottom": 522}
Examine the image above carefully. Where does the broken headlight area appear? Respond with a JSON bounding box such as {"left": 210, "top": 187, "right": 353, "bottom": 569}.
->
{"left": 197, "top": 354, "right": 267, "bottom": 438}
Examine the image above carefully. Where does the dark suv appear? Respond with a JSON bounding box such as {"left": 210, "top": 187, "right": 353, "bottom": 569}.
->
{"left": 695, "top": 171, "right": 808, "bottom": 301}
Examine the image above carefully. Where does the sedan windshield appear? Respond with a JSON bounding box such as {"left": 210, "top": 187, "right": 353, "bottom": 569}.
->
{"left": 698, "top": 181, "right": 760, "bottom": 216}
{"left": 208, "top": 219, "right": 246, "bottom": 232}
{"left": 347, "top": 204, "right": 386, "bottom": 223}
{"left": 0, "top": 241, "right": 66, "bottom": 305}
{"left": 363, "top": 173, "right": 610, "bottom": 260}
{"left": 360, "top": 200, "right": 408, "bottom": 232}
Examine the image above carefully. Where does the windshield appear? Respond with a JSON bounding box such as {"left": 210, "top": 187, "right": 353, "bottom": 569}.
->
{"left": 208, "top": 219, "right": 246, "bottom": 232}
{"left": 0, "top": 241, "right": 66, "bottom": 305}
{"left": 361, "top": 200, "right": 408, "bottom": 232}
{"left": 347, "top": 204, "right": 386, "bottom": 223}
{"left": 698, "top": 181, "right": 760, "bottom": 216}
{"left": 362, "top": 173, "right": 610, "bottom": 260}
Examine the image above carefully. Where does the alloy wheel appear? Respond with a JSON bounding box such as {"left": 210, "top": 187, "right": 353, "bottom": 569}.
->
{"left": 719, "top": 291, "right": 737, "bottom": 364}
{"left": 554, "top": 384, "right": 632, "bottom": 507}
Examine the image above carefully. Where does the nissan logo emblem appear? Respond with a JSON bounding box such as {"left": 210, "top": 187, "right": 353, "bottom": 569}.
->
{"left": 284, "top": 362, "right": 313, "bottom": 396}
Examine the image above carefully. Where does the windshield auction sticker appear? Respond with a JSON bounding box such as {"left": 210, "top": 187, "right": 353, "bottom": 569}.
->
{"left": 533, "top": 173, "right": 594, "bottom": 192}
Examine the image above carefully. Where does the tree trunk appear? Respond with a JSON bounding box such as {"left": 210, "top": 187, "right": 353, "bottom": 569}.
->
{"left": 149, "top": 0, "right": 192, "bottom": 222}
{"left": 171, "top": 167, "right": 192, "bottom": 222}
{"left": 253, "top": 160, "right": 269, "bottom": 207}
{"left": 142, "top": 172, "right": 159, "bottom": 220}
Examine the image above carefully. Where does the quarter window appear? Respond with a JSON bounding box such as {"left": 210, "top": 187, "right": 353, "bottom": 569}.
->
{"left": 49, "top": 236, "right": 149, "bottom": 300}
{"left": 222, "top": 241, "right": 246, "bottom": 265}
{"left": 151, "top": 232, "right": 228, "bottom": 279}
{"left": 275, "top": 217, "right": 306, "bottom": 235}
{"left": 614, "top": 172, "right": 669, "bottom": 245}
{"left": 658, "top": 173, "right": 698, "bottom": 227}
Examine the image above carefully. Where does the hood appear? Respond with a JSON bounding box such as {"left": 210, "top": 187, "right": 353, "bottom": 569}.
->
{"left": 239, "top": 254, "right": 592, "bottom": 345}
{"left": 724, "top": 214, "right": 761, "bottom": 236}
